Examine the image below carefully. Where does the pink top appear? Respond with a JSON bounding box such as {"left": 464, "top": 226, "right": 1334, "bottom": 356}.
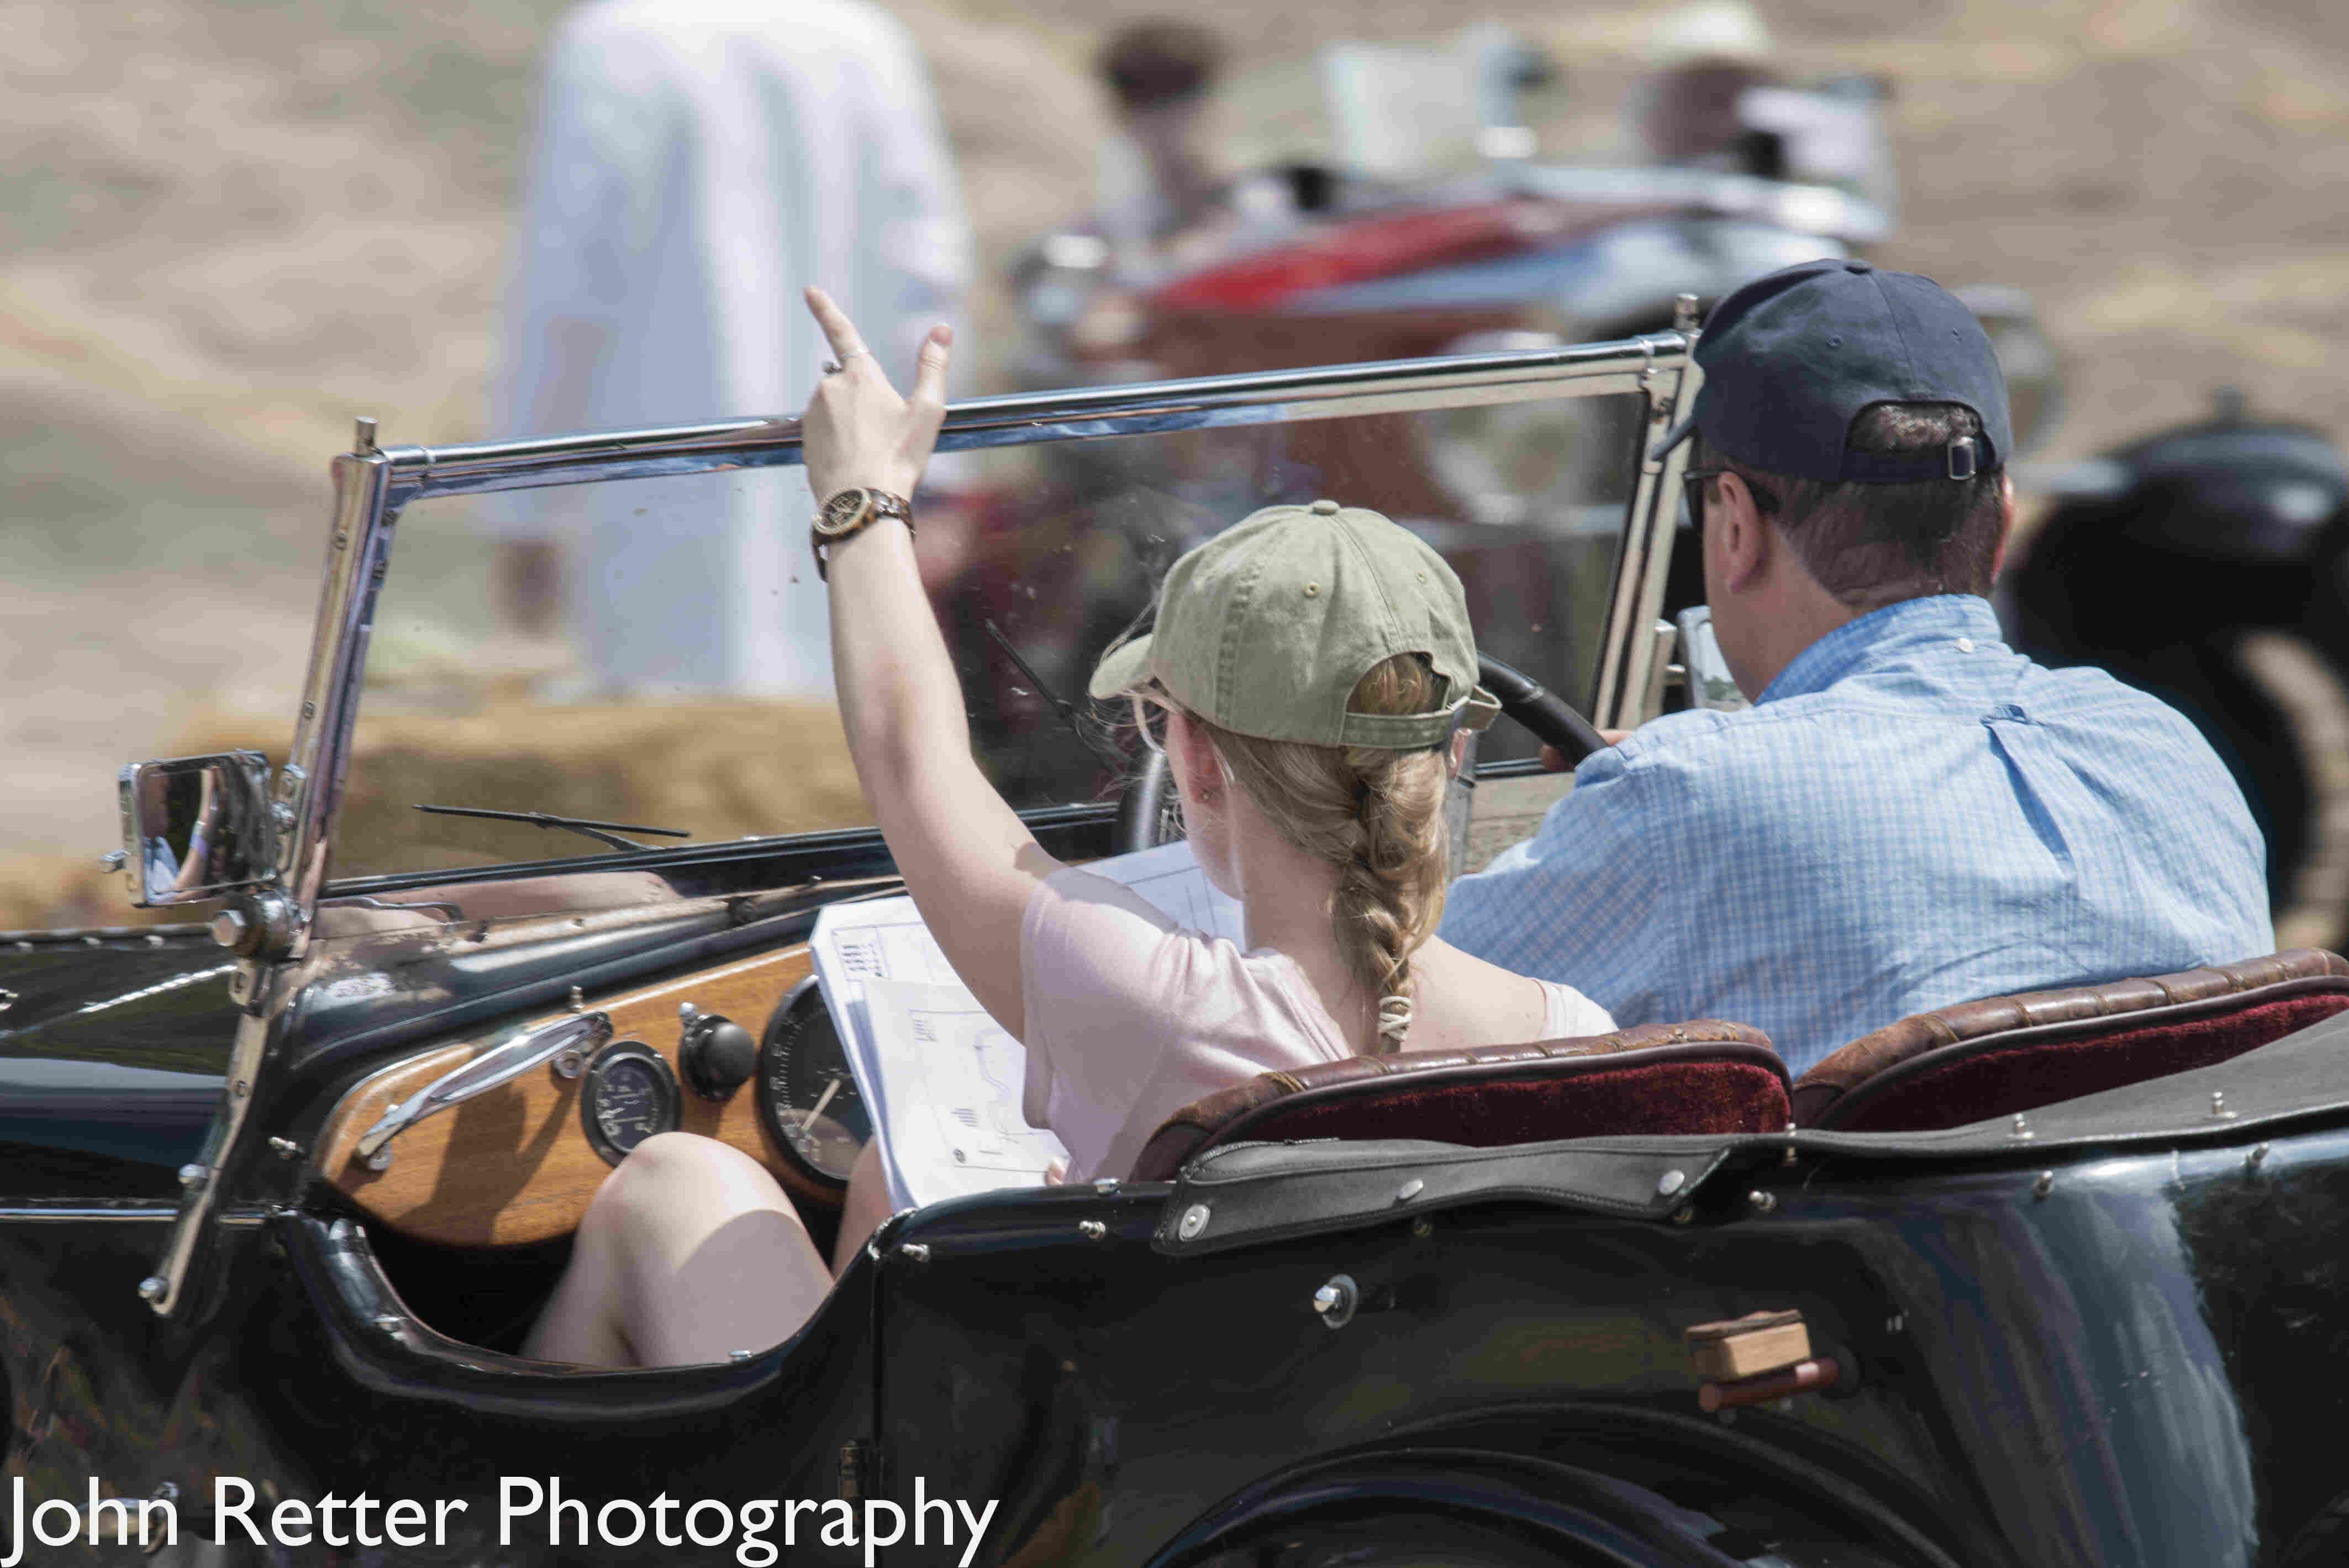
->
{"left": 1019, "top": 866, "right": 1616, "bottom": 1181}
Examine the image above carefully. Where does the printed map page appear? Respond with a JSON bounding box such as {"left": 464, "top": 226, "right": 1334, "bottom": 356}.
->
{"left": 809, "top": 840, "right": 1238, "bottom": 1207}
{"left": 860, "top": 980, "right": 1069, "bottom": 1202}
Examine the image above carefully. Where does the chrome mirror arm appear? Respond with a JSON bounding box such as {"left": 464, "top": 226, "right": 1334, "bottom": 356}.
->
{"left": 137, "top": 438, "right": 393, "bottom": 1319}
{"left": 354, "top": 1012, "right": 611, "bottom": 1170}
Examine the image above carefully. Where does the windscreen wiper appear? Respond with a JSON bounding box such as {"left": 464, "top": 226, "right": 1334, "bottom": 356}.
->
{"left": 412, "top": 804, "right": 692, "bottom": 854}
{"left": 983, "top": 619, "right": 1126, "bottom": 774}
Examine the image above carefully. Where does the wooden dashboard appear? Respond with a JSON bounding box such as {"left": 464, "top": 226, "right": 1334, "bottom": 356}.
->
{"left": 317, "top": 945, "right": 825, "bottom": 1246}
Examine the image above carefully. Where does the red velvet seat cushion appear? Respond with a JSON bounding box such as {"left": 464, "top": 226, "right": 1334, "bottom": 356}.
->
{"left": 1229, "top": 1057, "right": 1793, "bottom": 1148}
{"left": 1129, "top": 1021, "right": 1791, "bottom": 1182}
{"left": 1817, "top": 993, "right": 2349, "bottom": 1133}
{"left": 1797, "top": 950, "right": 2349, "bottom": 1133}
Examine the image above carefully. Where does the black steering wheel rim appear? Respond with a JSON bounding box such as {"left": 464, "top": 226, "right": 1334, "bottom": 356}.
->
{"left": 1112, "top": 654, "right": 1603, "bottom": 856}
{"left": 1472, "top": 653, "right": 1607, "bottom": 762}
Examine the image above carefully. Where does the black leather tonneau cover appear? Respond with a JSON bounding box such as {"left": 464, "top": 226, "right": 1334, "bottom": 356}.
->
{"left": 1152, "top": 1009, "right": 2349, "bottom": 1255}
{"left": 1152, "top": 1134, "right": 1745, "bottom": 1255}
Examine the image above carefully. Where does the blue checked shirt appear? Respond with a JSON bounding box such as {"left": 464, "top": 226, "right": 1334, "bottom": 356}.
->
{"left": 1442, "top": 595, "right": 2273, "bottom": 1076}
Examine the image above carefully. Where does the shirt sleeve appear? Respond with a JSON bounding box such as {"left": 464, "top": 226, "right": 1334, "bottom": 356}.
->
{"left": 1018, "top": 869, "right": 1192, "bottom": 1165}
{"left": 1541, "top": 982, "right": 1618, "bottom": 1040}
{"left": 1440, "top": 744, "right": 1687, "bottom": 1028}
{"left": 497, "top": 10, "right": 668, "bottom": 432}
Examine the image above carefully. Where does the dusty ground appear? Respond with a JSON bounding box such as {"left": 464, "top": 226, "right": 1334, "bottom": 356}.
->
{"left": 3, "top": 0, "right": 2346, "bottom": 924}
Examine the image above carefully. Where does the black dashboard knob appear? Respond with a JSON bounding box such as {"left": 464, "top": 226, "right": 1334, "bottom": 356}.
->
{"left": 680, "top": 1013, "right": 757, "bottom": 1099}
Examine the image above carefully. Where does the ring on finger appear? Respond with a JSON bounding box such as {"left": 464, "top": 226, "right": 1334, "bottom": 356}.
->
{"left": 820, "top": 359, "right": 843, "bottom": 376}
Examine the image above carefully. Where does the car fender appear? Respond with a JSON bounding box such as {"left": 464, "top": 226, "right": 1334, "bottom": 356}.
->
{"left": 1142, "top": 1437, "right": 1959, "bottom": 1568}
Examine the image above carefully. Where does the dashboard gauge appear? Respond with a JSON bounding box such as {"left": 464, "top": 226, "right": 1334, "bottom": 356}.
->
{"left": 578, "top": 1040, "right": 681, "bottom": 1166}
{"left": 757, "top": 978, "right": 869, "bottom": 1184}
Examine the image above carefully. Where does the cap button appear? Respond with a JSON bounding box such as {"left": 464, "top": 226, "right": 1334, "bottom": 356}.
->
{"left": 1845, "top": 261, "right": 1873, "bottom": 273}
{"left": 1308, "top": 498, "right": 1341, "bottom": 514}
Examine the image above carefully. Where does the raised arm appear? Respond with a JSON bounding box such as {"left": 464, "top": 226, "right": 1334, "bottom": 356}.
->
{"left": 800, "top": 288, "right": 1062, "bottom": 1036}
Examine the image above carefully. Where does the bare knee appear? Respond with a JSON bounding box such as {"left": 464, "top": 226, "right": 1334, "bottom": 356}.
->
{"left": 586, "top": 1132, "right": 801, "bottom": 1257}
{"left": 538, "top": 1134, "right": 823, "bottom": 1369}
{"left": 595, "top": 1133, "right": 767, "bottom": 1213}
{"left": 614, "top": 1129, "right": 750, "bottom": 1183}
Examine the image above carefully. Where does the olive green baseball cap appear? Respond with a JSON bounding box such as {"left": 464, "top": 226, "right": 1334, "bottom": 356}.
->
{"left": 1087, "top": 499, "right": 1498, "bottom": 748}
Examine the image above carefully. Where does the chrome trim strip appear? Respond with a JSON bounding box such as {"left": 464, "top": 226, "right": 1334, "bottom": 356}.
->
{"left": 0, "top": 1204, "right": 265, "bottom": 1226}
{"left": 382, "top": 336, "right": 1690, "bottom": 503}
{"left": 0, "top": 925, "right": 209, "bottom": 947}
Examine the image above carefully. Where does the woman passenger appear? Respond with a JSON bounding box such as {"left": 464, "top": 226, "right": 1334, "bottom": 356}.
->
{"left": 524, "top": 291, "right": 1612, "bottom": 1367}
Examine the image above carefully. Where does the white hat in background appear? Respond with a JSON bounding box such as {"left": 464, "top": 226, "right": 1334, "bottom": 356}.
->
{"left": 1647, "top": 1, "right": 1774, "bottom": 67}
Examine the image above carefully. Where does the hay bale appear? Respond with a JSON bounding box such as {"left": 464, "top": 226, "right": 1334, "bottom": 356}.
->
{"left": 171, "top": 696, "right": 869, "bottom": 883}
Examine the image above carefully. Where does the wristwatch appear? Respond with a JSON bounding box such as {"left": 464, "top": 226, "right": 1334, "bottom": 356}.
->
{"left": 810, "top": 487, "right": 914, "bottom": 580}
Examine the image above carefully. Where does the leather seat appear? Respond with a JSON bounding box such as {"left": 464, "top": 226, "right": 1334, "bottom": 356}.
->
{"left": 1793, "top": 949, "right": 2349, "bottom": 1132}
{"left": 1128, "top": 1020, "right": 1792, "bottom": 1182}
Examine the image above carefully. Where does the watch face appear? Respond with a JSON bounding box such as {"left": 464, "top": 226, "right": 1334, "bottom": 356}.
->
{"left": 818, "top": 488, "right": 872, "bottom": 538}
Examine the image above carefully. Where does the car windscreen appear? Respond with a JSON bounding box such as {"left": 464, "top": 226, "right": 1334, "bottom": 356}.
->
{"left": 329, "top": 392, "right": 1640, "bottom": 881}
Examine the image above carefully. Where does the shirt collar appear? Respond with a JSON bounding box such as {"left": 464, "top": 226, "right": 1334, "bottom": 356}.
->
{"left": 1756, "top": 594, "right": 2004, "bottom": 705}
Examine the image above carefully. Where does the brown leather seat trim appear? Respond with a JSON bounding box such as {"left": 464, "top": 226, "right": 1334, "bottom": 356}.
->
{"left": 1794, "top": 949, "right": 2349, "bottom": 1128}
{"left": 1129, "top": 1019, "right": 1779, "bottom": 1182}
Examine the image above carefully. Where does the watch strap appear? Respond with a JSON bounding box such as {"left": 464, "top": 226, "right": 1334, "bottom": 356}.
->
{"left": 812, "top": 489, "right": 915, "bottom": 580}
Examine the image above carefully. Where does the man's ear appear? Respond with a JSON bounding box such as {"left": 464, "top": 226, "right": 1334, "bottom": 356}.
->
{"left": 1713, "top": 470, "right": 1772, "bottom": 593}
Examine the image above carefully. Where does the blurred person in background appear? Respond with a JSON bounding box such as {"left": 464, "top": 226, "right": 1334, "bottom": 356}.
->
{"left": 494, "top": 0, "right": 970, "bottom": 697}
{"left": 1631, "top": 0, "right": 1782, "bottom": 173}
{"left": 1093, "top": 21, "right": 1230, "bottom": 271}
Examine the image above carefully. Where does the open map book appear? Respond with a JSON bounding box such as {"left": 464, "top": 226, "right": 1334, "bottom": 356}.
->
{"left": 809, "top": 840, "right": 1244, "bottom": 1209}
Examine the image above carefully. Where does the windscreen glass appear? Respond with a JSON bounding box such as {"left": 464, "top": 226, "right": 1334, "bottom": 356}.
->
{"left": 328, "top": 390, "right": 1639, "bottom": 882}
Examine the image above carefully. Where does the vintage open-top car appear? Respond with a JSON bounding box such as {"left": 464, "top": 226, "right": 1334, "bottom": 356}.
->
{"left": 8, "top": 333, "right": 2349, "bottom": 1567}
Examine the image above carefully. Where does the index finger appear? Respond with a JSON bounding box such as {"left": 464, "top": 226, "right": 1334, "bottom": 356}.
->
{"left": 803, "top": 287, "right": 870, "bottom": 361}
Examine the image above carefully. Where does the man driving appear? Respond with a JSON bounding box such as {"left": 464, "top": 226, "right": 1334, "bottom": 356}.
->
{"left": 1442, "top": 259, "right": 2273, "bottom": 1076}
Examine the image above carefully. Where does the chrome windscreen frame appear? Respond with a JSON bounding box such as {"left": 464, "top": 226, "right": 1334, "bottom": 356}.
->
{"left": 143, "top": 332, "right": 1698, "bottom": 1316}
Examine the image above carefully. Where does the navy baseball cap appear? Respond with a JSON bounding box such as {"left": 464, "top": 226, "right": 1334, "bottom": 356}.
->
{"left": 1653, "top": 259, "right": 2013, "bottom": 482}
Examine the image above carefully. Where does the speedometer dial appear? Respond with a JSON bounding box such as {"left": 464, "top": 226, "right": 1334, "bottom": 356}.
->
{"left": 579, "top": 1040, "right": 681, "bottom": 1165}
{"left": 757, "top": 978, "right": 869, "bottom": 1183}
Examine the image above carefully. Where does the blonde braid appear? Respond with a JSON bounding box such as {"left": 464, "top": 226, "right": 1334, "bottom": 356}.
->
{"left": 1192, "top": 655, "right": 1453, "bottom": 1053}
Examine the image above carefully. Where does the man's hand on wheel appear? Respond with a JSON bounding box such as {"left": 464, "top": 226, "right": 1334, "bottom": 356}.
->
{"left": 1539, "top": 730, "right": 1631, "bottom": 773}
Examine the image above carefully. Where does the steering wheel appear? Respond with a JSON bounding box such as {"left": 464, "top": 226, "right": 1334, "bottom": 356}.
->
{"left": 1113, "top": 655, "right": 1606, "bottom": 855}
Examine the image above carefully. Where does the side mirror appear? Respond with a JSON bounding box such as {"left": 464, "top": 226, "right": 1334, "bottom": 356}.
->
{"left": 117, "top": 753, "right": 280, "bottom": 907}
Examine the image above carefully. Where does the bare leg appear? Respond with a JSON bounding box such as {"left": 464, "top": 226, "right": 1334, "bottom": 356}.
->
{"left": 526, "top": 1133, "right": 831, "bottom": 1368}
{"left": 829, "top": 1139, "right": 898, "bottom": 1276}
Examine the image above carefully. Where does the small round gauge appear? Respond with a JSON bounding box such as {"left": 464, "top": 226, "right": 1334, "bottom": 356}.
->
{"left": 579, "top": 1040, "right": 682, "bottom": 1165}
{"left": 757, "top": 977, "right": 870, "bottom": 1183}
